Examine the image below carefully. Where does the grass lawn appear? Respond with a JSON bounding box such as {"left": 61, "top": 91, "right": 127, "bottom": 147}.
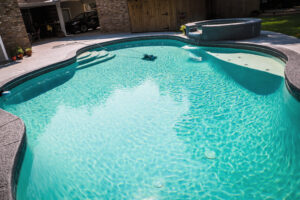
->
{"left": 260, "top": 14, "right": 300, "bottom": 38}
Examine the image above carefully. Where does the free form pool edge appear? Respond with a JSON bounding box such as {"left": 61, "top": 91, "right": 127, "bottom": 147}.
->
{"left": 0, "top": 34, "right": 300, "bottom": 200}
{"left": 0, "top": 109, "right": 25, "bottom": 200}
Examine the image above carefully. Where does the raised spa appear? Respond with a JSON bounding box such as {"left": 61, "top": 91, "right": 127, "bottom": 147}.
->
{"left": 186, "top": 18, "right": 261, "bottom": 41}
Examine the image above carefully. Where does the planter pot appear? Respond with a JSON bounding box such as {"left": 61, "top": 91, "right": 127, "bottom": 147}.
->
{"left": 25, "top": 50, "right": 32, "bottom": 57}
{"left": 17, "top": 54, "right": 23, "bottom": 59}
{"left": 11, "top": 56, "right": 17, "bottom": 61}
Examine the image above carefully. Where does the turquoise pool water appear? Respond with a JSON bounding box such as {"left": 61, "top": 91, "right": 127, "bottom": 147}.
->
{"left": 1, "top": 39, "right": 300, "bottom": 199}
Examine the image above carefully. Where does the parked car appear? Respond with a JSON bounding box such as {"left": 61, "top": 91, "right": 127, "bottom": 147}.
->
{"left": 66, "top": 11, "right": 99, "bottom": 34}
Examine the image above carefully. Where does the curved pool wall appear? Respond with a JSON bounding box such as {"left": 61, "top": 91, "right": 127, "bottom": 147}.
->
{"left": 0, "top": 35, "right": 300, "bottom": 200}
{"left": 186, "top": 18, "right": 261, "bottom": 41}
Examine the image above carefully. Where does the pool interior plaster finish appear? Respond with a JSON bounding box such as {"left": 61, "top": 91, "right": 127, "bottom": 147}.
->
{"left": 0, "top": 31, "right": 299, "bottom": 200}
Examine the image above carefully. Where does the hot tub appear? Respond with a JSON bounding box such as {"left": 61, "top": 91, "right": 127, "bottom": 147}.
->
{"left": 186, "top": 18, "right": 261, "bottom": 41}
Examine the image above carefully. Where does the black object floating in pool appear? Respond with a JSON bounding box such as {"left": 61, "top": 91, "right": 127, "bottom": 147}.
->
{"left": 143, "top": 54, "right": 157, "bottom": 61}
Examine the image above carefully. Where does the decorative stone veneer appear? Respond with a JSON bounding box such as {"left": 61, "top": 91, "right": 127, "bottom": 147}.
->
{"left": 0, "top": 0, "right": 31, "bottom": 56}
{"left": 95, "top": 0, "right": 131, "bottom": 33}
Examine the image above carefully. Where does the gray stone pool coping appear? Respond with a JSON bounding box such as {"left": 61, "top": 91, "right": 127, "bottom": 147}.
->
{"left": 0, "top": 31, "right": 299, "bottom": 200}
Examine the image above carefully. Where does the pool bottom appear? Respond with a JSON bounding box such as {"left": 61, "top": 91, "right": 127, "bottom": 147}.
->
{"left": 0, "top": 39, "right": 299, "bottom": 200}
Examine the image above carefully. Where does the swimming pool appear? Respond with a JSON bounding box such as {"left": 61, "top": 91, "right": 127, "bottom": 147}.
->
{"left": 1, "top": 39, "right": 299, "bottom": 199}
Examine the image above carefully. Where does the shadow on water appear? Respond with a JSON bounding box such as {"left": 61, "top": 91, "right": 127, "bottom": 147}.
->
{"left": 205, "top": 52, "right": 283, "bottom": 95}
{"left": 16, "top": 146, "right": 34, "bottom": 199}
{"left": 283, "top": 86, "right": 300, "bottom": 161}
{"left": 2, "top": 65, "right": 76, "bottom": 105}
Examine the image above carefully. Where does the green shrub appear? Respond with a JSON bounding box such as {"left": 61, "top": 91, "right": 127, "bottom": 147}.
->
{"left": 16, "top": 47, "right": 24, "bottom": 55}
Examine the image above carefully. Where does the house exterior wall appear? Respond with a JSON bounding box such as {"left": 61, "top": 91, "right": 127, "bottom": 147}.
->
{"left": 95, "top": 0, "right": 208, "bottom": 33}
{"left": 95, "top": 0, "right": 131, "bottom": 33}
{"left": 0, "top": 0, "right": 31, "bottom": 56}
{"left": 61, "top": 1, "right": 85, "bottom": 19}
{"left": 94, "top": 0, "right": 258, "bottom": 33}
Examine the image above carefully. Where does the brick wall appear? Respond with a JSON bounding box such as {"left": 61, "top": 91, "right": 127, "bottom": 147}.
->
{"left": 0, "top": 0, "right": 31, "bottom": 56}
{"left": 95, "top": 0, "right": 131, "bottom": 33}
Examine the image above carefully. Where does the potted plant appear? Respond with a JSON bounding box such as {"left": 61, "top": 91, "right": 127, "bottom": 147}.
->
{"left": 25, "top": 48, "right": 32, "bottom": 57}
{"left": 10, "top": 49, "right": 17, "bottom": 61}
{"left": 180, "top": 25, "right": 186, "bottom": 35}
{"left": 16, "top": 47, "right": 24, "bottom": 59}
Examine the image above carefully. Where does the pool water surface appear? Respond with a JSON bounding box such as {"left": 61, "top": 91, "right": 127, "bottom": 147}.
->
{"left": 1, "top": 39, "right": 299, "bottom": 199}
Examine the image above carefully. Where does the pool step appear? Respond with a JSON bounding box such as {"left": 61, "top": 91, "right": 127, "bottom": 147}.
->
{"left": 96, "top": 50, "right": 109, "bottom": 59}
{"left": 77, "top": 51, "right": 92, "bottom": 60}
{"left": 77, "top": 53, "right": 115, "bottom": 70}
{"left": 77, "top": 51, "right": 99, "bottom": 64}
{"left": 77, "top": 50, "right": 109, "bottom": 64}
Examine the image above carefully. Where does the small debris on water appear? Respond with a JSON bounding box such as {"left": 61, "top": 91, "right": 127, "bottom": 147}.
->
{"left": 153, "top": 180, "right": 164, "bottom": 188}
{"left": 205, "top": 150, "right": 216, "bottom": 159}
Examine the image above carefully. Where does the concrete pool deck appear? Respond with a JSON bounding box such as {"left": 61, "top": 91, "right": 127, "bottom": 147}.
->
{"left": 0, "top": 31, "right": 299, "bottom": 200}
